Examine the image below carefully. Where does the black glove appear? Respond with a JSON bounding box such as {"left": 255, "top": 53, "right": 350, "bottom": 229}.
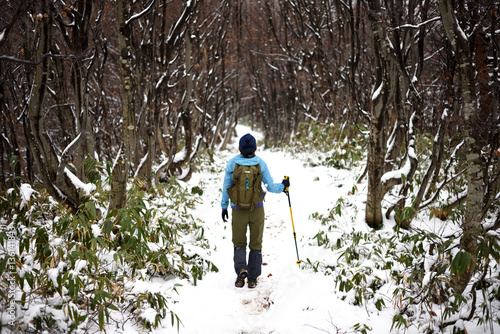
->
{"left": 282, "top": 178, "right": 290, "bottom": 192}
{"left": 222, "top": 209, "right": 228, "bottom": 222}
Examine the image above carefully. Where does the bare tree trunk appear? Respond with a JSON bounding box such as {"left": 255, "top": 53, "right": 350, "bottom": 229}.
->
{"left": 71, "top": 0, "right": 96, "bottom": 181}
{"left": 219, "top": 12, "right": 237, "bottom": 151}
{"left": 167, "top": 29, "right": 196, "bottom": 181}
{"left": 109, "top": 0, "right": 137, "bottom": 211}
{"left": 438, "top": 0, "right": 483, "bottom": 295}
{"left": 411, "top": 113, "right": 446, "bottom": 214}
{"left": 365, "top": 0, "right": 393, "bottom": 228}
{"left": 220, "top": 100, "right": 237, "bottom": 151}
{"left": 365, "top": 0, "right": 421, "bottom": 229}
{"left": 0, "top": 96, "right": 6, "bottom": 188}
{"left": 25, "top": 0, "right": 88, "bottom": 211}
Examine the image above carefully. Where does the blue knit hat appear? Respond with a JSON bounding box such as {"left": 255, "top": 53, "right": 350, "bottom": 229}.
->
{"left": 239, "top": 133, "right": 257, "bottom": 155}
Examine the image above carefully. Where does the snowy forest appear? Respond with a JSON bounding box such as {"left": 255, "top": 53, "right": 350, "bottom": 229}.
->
{"left": 0, "top": 0, "right": 499, "bottom": 333}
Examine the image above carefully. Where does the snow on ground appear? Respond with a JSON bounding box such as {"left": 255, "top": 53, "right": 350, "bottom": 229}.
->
{"left": 143, "top": 124, "right": 379, "bottom": 334}
{"left": 143, "top": 125, "right": 495, "bottom": 334}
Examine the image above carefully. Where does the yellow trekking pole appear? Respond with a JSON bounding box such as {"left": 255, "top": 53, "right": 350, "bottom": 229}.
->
{"left": 284, "top": 176, "right": 302, "bottom": 265}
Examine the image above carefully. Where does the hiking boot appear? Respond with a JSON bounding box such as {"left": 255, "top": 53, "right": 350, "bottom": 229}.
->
{"left": 235, "top": 268, "right": 248, "bottom": 288}
{"left": 247, "top": 280, "right": 257, "bottom": 289}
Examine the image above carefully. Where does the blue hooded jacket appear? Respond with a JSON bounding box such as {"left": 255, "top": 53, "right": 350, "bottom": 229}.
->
{"left": 221, "top": 154, "right": 284, "bottom": 210}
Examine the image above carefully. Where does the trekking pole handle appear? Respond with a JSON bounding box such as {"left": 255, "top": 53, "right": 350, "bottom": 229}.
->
{"left": 284, "top": 175, "right": 290, "bottom": 192}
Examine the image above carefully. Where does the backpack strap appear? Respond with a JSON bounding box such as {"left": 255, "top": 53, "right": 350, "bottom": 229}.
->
{"left": 233, "top": 164, "right": 241, "bottom": 206}
{"left": 248, "top": 164, "right": 261, "bottom": 210}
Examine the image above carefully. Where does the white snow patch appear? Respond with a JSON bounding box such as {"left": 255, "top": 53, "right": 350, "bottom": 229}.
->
{"left": 19, "top": 183, "right": 35, "bottom": 208}
{"left": 91, "top": 224, "right": 102, "bottom": 237}
{"left": 47, "top": 268, "right": 59, "bottom": 287}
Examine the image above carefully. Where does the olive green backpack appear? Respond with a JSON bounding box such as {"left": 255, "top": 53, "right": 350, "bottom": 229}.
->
{"left": 227, "top": 164, "right": 266, "bottom": 209}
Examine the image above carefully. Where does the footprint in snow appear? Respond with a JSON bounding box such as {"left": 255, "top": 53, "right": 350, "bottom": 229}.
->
{"left": 241, "top": 288, "right": 273, "bottom": 315}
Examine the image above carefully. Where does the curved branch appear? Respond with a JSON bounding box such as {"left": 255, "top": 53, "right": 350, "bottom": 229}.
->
{"left": 125, "top": 0, "right": 157, "bottom": 26}
{"left": 420, "top": 168, "right": 467, "bottom": 210}
{"left": 0, "top": 53, "right": 76, "bottom": 66}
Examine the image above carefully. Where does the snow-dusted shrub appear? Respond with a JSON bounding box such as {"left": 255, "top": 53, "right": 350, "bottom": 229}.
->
{"left": 306, "top": 201, "right": 500, "bottom": 333}
{"left": 290, "top": 121, "right": 368, "bottom": 169}
{"left": 0, "top": 177, "right": 216, "bottom": 333}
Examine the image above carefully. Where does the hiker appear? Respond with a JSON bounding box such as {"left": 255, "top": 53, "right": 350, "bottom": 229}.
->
{"left": 221, "top": 133, "right": 290, "bottom": 288}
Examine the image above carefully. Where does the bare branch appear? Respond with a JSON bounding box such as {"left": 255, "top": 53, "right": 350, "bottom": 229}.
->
{"left": 0, "top": 53, "right": 76, "bottom": 66}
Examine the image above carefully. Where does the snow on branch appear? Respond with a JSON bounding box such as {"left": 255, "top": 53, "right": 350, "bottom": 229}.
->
{"left": 393, "top": 17, "right": 441, "bottom": 30}
{"left": 125, "top": 0, "right": 157, "bottom": 26}
{"left": 111, "top": 145, "right": 123, "bottom": 171}
{"left": 372, "top": 82, "right": 383, "bottom": 101}
{"left": 57, "top": 133, "right": 82, "bottom": 176}
{"left": 55, "top": 132, "right": 96, "bottom": 198}
{"left": 153, "top": 154, "right": 169, "bottom": 174}
{"left": 134, "top": 152, "right": 149, "bottom": 178}
{"left": 166, "top": 0, "right": 198, "bottom": 48}
{"left": 381, "top": 112, "right": 418, "bottom": 191}
{"left": 385, "top": 119, "right": 399, "bottom": 162}
{"left": 59, "top": 134, "right": 81, "bottom": 162}
{"left": 64, "top": 168, "right": 96, "bottom": 197}
{"left": 173, "top": 147, "right": 187, "bottom": 164}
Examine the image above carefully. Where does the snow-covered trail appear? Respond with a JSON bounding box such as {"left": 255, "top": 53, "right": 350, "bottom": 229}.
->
{"left": 152, "top": 125, "right": 391, "bottom": 334}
